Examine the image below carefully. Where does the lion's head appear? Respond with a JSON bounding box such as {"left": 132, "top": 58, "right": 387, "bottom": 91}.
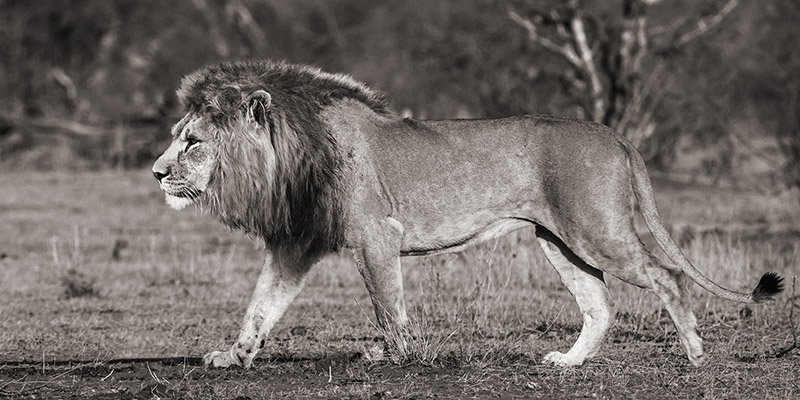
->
{"left": 153, "top": 61, "right": 389, "bottom": 254}
{"left": 152, "top": 88, "right": 273, "bottom": 211}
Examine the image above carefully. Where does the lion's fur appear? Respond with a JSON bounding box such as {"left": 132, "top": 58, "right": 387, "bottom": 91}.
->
{"left": 177, "top": 61, "right": 389, "bottom": 254}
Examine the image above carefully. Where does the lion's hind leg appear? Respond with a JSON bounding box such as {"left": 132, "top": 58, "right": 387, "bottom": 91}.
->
{"left": 572, "top": 233, "right": 706, "bottom": 366}
{"left": 535, "top": 229, "right": 612, "bottom": 367}
{"left": 641, "top": 258, "right": 706, "bottom": 366}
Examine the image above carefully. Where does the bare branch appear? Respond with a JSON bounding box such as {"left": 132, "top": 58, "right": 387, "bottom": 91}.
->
{"left": 316, "top": 1, "right": 346, "bottom": 48}
{"left": 632, "top": 12, "right": 648, "bottom": 74}
{"left": 49, "top": 68, "right": 78, "bottom": 104}
{"left": 509, "top": 4, "right": 607, "bottom": 123}
{"left": 570, "top": 15, "right": 605, "bottom": 122}
{"left": 619, "top": 62, "right": 667, "bottom": 148}
{"left": 562, "top": 68, "right": 588, "bottom": 93}
{"left": 225, "top": 0, "right": 268, "bottom": 52}
{"left": 190, "top": 0, "right": 230, "bottom": 57}
{"left": 676, "top": 0, "right": 739, "bottom": 46}
{"left": 550, "top": 10, "right": 571, "bottom": 39}
{"left": 0, "top": 113, "right": 105, "bottom": 138}
{"left": 648, "top": 14, "right": 688, "bottom": 38}
{"left": 508, "top": 9, "right": 582, "bottom": 68}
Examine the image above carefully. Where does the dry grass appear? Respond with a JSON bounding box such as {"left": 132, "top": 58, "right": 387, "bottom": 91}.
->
{"left": 0, "top": 170, "right": 798, "bottom": 398}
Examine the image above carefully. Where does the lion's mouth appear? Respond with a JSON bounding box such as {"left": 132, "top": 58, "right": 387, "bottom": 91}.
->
{"left": 160, "top": 181, "right": 203, "bottom": 199}
{"left": 172, "top": 188, "right": 202, "bottom": 199}
{"left": 160, "top": 182, "right": 203, "bottom": 210}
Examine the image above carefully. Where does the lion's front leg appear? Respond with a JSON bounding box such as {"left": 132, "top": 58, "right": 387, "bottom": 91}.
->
{"left": 203, "top": 252, "right": 314, "bottom": 368}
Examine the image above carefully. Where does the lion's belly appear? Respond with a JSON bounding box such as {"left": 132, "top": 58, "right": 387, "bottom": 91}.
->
{"left": 398, "top": 214, "right": 534, "bottom": 256}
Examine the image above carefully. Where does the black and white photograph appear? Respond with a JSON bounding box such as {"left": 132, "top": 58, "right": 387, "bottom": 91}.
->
{"left": 1, "top": 0, "right": 798, "bottom": 398}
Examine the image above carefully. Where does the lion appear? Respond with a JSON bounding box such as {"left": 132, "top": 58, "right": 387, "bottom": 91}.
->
{"left": 152, "top": 60, "right": 783, "bottom": 369}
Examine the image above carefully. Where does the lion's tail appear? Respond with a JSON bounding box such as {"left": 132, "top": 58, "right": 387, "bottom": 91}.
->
{"left": 622, "top": 141, "right": 783, "bottom": 304}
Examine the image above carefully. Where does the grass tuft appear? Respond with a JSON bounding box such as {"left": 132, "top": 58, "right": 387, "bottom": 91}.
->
{"left": 381, "top": 316, "right": 459, "bottom": 366}
{"left": 59, "top": 268, "right": 98, "bottom": 298}
{"left": 51, "top": 228, "right": 98, "bottom": 298}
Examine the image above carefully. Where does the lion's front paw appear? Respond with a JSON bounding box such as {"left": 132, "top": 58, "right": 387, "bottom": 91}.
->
{"left": 687, "top": 351, "right": 707, "bottom": 367}
{"left": 203, "top": 350, "right": 245, "bottom": 368}
{"left": 542, "top": 351, "right": 583, "bottom": 367}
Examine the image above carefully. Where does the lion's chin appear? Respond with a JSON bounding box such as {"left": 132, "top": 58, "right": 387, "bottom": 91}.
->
{"left": 165, "top": 194, "right": 193, "bottom": 210}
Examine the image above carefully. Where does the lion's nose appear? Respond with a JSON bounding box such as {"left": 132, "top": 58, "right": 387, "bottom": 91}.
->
{"left": 153, "top": 169, "right": 169, "bottom": 182}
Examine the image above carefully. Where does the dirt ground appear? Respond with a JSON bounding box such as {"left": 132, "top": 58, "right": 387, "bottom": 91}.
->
{"left": 1, "top": 171, "right": 798, "bottom": 399}
{"left": 1, "top": 351, "right": 798, "bottom": 399}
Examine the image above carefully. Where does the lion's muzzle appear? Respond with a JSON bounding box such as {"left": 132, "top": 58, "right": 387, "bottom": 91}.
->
{"left": 153, "top": 169, "right": 168, "bottom": 182}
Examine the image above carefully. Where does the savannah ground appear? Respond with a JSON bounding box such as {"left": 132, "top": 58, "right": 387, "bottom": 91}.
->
{"left": 0, "top": 170, "right": 798, "bottom": 399}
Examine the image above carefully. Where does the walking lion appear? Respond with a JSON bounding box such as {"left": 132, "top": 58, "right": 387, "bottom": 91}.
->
{"left": 152, "top": 61, "right": 783, "bottom": 368}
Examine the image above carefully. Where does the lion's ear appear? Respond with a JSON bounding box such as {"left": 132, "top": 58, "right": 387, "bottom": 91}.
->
{"left": 244, "top": 90, "right": 271, "bottom": 126}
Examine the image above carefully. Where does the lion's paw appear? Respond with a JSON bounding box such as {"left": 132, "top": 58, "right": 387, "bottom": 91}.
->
{"left": 203, "top": 350, "right": 245, "bottom": 369}
{"left": 542, "top": 351, "right": 583, "bottom": 367}
{"left": 687, "top": 352, "right": 707, "bottom": 367}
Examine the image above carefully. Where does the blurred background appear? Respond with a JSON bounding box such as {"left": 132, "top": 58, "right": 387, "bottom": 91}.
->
{"left": 1, "top": 0, "right": 798, "bottom": 188}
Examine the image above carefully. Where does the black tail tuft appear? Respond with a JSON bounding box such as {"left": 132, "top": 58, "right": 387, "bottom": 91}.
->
{"left": 751, "top": 272, "right": 785, "bottom": 302}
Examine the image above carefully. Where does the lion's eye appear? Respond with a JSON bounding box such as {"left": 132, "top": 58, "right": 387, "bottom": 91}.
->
{"left": 185, "top": 137, "right": 200, "bottom": 151}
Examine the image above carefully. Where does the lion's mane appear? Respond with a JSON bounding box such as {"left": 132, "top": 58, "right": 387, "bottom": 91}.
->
{"left": 176, "top": 61, "right": 390, "bottom": 255}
